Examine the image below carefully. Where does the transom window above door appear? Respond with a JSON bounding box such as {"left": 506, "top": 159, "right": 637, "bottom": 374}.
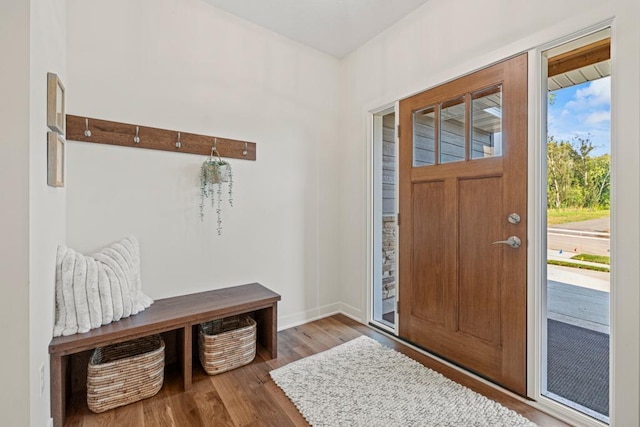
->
{"left": 412, "top": 84, "right": 503, "bottom": 167}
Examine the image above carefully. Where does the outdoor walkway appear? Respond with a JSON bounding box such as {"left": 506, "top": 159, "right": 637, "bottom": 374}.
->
{"left": 548, "top": 280, "right": 609, "bottom": 334}
{"left": 546, "top": 265, "right": 610, "bottom": 420}
{"left": 547, "top": 263, "right": 609, "bottom": 333}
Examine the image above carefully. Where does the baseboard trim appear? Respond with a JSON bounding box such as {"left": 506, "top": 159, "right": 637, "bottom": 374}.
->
{"left": 337, "top": 303, "right": 363, "bottom": 322}
{"left": 278, "top": 302, "right": 365, "bottom": 332}
{"left": 278, "top": 303, "right": 342, "bottom": 331}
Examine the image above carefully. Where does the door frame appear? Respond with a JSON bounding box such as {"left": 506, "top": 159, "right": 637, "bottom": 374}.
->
{"left": 368, "top": 104, "right": 400, "bottom": 335}
{"left": 367, "top": 102, "right": 400, "bottom": 336}
{"left": 528, "top": 21, "right": 613, "bottom": 427}
{"left": 365, "top": 15, "right": 623, "bottom": 427}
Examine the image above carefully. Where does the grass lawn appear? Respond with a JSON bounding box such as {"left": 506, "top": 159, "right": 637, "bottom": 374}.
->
{"left": 572, "top": 253, "right": 610, "bottom": 265}
{"left": 547, "top": 208, "right": 610, "bottom": 226}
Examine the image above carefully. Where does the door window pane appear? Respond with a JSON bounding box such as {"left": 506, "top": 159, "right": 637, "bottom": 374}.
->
{"left": 413, "top": 106, "right": 436, "bottom": 166}
{"left": 440, "top": 97, "right": 466, "bottom": 163}
{"left": 471, "top": 85, "right": 502, "bottom": 159}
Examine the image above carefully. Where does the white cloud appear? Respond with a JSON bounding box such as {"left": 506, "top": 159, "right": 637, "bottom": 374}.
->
{"left": 547, "top": 77, "right": 611, "bottom": 155}
{"left": 565, "top": 76, "right": 611, "bottom": 110}
{"left": 585, "top": 110, "right": 610, "bottom": 125}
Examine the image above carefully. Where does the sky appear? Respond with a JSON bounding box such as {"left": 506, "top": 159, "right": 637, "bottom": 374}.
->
{"left": 547, "top": 76, "right": 611, "bottom": 156}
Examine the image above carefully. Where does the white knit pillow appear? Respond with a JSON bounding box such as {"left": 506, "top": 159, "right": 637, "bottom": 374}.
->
{"left": 53, "top": 237, "right": 153, "bottom": 337}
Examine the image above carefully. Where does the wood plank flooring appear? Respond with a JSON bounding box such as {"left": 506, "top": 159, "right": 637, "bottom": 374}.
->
{"left": 65, "top": 314, "right": 567, "bottom": 426}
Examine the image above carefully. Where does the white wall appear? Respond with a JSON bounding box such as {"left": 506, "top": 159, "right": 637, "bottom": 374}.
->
{"left": 22, "top": 0, "right": 639, "bottom": 425}
{"left": 29, "top": 0, "right": 67, "bottom": 425}
{"left": 341, "top": 0, "right": 639, "bottom": 425}
{"left": 65, "top": 0, "right": 343, "bottom": 327}
{"left": 0, "top": 1, "right": 31, "bottom": 425}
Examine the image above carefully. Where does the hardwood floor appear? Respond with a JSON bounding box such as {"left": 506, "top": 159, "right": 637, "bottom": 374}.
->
{"left": 65, "top": 314, "right": 567, "bottom": 426}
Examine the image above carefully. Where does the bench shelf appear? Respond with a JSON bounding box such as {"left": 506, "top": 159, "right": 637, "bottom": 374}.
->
{"left": 49, "top": 282, "right": 280, "bottom": 427}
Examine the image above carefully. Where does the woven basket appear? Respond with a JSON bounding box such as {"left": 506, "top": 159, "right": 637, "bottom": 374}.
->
{"left": 199, "top": 315, "right": 256, "bottom": 375}
{"left": 87, "top": 335, "right": 165, "bottom": 413}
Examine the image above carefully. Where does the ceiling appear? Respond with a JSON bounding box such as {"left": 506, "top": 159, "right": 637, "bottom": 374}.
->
{"left": 548, "top": 60, "right": 611, "bottom": 91}
{"left": 546, "top": 29, "right": 611, "bottom": 91}
{"left": 201, "top": 0, "right": 431, "bottom": 58}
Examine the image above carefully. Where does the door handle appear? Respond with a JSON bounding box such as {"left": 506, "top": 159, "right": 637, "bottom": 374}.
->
{"left": 492, "top": 236, "right": 521, "bottom": 249}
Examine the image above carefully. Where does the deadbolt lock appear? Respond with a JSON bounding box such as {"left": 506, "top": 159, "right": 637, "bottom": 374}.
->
{"left": 508, "top": 213, "right": 521, "bottom": 224}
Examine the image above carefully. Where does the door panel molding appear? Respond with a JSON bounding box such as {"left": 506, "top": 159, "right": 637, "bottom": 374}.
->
{"left": 399, "top": 53, "right": 528, "bottom": 395}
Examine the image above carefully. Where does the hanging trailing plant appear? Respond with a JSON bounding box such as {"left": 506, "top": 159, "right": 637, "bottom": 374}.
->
{"left": 200, "top": 141, "right": 233, "bottom": 235}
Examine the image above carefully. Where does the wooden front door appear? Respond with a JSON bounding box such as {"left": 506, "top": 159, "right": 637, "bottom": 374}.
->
{"left": 398, "top": 54, "right": 528, "bottom": 395}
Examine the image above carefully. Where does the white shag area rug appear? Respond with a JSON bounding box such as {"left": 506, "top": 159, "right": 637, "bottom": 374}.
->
{"left": 270, "top": 336, "right": 537, "bottom": 427}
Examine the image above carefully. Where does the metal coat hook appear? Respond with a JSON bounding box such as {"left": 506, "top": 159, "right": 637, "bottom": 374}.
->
{"left": 133, "top": 126, "right": 140, "bottom": 144}
{"left": 176, "top": 132, "right": 182, "bottom": 149}
{"left": 84, "top": 118, "right": 91, "bottom": 138}
{"left": 242, "top": 142, "right": 248, "bottom": 156}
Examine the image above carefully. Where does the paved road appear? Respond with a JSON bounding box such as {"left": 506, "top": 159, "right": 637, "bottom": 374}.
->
{"left": 553, "top": 217, "right": 610, "bottom": 232}
{"left": 547, "top": 216, "right": 610, "bottom": 256}
{"left": 547, "top": 232, "right": 610, "bottom": 256}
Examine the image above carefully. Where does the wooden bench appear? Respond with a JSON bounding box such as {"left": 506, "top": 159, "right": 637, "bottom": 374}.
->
{"left": 48, "top": 283, "right": 281, "bottom": 427}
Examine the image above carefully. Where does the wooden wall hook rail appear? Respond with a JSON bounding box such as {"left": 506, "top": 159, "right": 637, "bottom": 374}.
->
{"left": 66, "top": 115, "right": 257, "bottom": 161}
